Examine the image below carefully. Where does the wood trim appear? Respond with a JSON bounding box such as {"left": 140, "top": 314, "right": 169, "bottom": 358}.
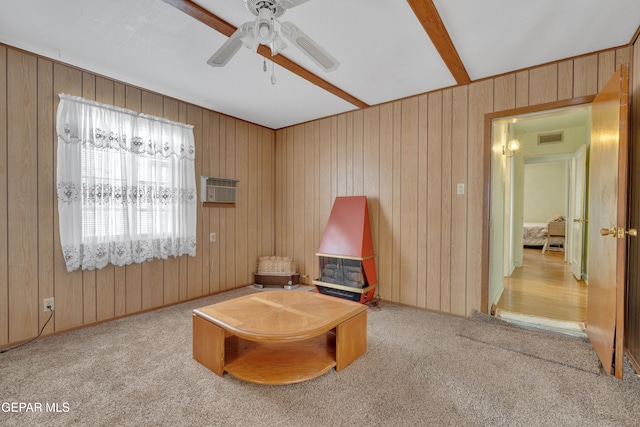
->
{"left": 627, "top": 36, "right": 640, "bottom": 376}
{"left": 406, "top": 0, "right": 471, "bottom": 85}
{"left": 467, "top": 80, "right": 493, "bottom": 314}
{"left": 312, "top": 280, "right": 378, "bottom": 294}
{"left": 615, "top": 63, "right": 630, "bottom": 379}
{"left": 0, "top": 46, "right": 8, "bottom": 346}
{"left": 483, "top": 96, "right": 597, "bottom": 123}
{"left": 630, "top": 24, "right": 640, "bottom": 45}
{"left": 162, "top": 0, "right": 369, "bottom": 110}
{"left": 202, "top": 202, "right": 236, "bottom": 208}
{"left": 315, "top": 253, "right": 374, "bottom": 261}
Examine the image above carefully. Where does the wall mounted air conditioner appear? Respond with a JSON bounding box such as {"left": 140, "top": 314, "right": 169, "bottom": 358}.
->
{"left": 200, "top": 176, "right": 238, "bottom": 203}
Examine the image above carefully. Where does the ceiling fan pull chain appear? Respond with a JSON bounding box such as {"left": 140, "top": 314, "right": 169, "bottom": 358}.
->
{"left": 263, "top": 58, "right": 267, "bottom": 72}
{"left": 271, "top": 60, "right": 277, "bottom": 85}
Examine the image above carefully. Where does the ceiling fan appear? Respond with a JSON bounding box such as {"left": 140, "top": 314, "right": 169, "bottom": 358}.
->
{"left": 207, "top": 0, "right": 340, "bottom": 72}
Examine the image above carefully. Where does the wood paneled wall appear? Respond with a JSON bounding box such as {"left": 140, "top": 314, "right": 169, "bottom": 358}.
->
{"left": 0, "top": 45, "right": 275, "bottom": 347}
{"left": 0, "top": 42, "right": 633, "bottom": 348}
{"left": 274, "top": 47, "right": 630, "bottom": 317}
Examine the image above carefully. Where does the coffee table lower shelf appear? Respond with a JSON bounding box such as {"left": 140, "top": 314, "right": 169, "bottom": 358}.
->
{"left": 224, "top": 333, "right": 337, "bottom": 384}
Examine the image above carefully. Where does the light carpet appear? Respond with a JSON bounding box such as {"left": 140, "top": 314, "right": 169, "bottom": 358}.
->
{"left": 1, "top": 286, "right": 639, "bottom": 426}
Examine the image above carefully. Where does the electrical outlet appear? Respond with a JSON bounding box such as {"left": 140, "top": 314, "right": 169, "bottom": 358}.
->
{"left": 43, "top": 297, "right": 54, "bottom": 312}
{"left": 457, "top": 183, "right": 465, "bottom": 195}
{"left": 210, "top": 232, "right": 216, "bottom": 243}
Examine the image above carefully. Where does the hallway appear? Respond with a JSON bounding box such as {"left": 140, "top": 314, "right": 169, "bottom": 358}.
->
{"left": 496, "top": 248, "right": 588, "bottom": 323}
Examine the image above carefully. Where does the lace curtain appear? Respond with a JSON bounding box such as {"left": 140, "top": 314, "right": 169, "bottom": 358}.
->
{"left": 56, "top": 94, "right": 197, "bottom": 272}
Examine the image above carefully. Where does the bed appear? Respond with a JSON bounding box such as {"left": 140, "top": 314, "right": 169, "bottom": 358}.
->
{"left": 523, "top": 223, "right": 549, "bottom": 247}
{"left": 523, "top": 215, "right": 566, "bottom": 247}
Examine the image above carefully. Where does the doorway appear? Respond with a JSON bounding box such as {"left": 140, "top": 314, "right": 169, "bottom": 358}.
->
{"left": 497, "top": 247, "right": 588, "bottom": 335}
{"left": 488, "top": 104, "right": 591, "bottom": 336}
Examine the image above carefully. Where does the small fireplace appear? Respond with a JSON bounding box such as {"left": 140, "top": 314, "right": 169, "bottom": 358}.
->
{"left": 313, "top": 196, "right": 377, "bottom": 303}
{"left": 319, "top": 257, "right": 366, "bottom": 288}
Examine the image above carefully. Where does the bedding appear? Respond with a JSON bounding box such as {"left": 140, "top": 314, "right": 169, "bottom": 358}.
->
{"left": 523, "top": 222, "right": 548, "bottom": 247}
{"left": 523, "top": 215, "right": 566, "bottom": 247}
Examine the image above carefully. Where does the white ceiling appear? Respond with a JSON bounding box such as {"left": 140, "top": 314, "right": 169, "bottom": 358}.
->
{"left": 0, "top": 0, "right": 639, "bottom": 129}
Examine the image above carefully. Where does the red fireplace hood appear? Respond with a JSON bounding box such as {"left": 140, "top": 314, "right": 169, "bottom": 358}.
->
{"left": 315, "top": 196, "right": 378, "bottom": 301}
{"left": 317, "top": 196, "right": 374, "bottom": 258}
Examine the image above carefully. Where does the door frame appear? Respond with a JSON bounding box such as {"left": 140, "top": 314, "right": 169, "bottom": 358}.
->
{"left": 569, "top": 144, "right": 587, "bottom": 280}
{"left": 481, "top": 96, "right": 595, "bottom": 313}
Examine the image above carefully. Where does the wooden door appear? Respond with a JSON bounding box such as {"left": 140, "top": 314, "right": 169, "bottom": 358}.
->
{"left": 570, "top": 145, "right": 587, "bottom": 280}
{"left": 587, "top": 64, "right": 629, "bottom": 379}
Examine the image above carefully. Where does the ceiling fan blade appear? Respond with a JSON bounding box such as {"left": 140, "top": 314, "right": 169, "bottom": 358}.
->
{"left": 280, "top": 21, "right": 340, "bottom": 72}
{"left": 207, "top": 23, "right": 253, "bottom": 67}
{"left": 276, "top": 0, "right": 312, "bottom": 9}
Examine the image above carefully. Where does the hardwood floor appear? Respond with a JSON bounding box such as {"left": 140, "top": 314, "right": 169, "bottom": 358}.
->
{"left": 496, "top": 248, "right": 588, "bottom": 322}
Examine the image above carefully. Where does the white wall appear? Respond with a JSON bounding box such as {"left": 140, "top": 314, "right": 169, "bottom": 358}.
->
{"left": 524, "top": 162, "right": 568, "bottom": 222}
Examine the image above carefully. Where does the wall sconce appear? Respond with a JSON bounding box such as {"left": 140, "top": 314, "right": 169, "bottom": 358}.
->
{"left": 502, "top": 138, "right": 520, "bottom": 157}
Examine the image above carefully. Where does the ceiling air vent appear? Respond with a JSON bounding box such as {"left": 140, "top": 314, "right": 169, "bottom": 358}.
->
{"left": 537, "top": 131, "right": 564, "bottom": 145}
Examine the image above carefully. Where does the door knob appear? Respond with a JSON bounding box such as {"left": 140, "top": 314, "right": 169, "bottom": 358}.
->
{"left": 627, "top": 228, "right": 638, "bottom": 237}
{"left": 600, "top": 226, "right": 617, "bottom": 237}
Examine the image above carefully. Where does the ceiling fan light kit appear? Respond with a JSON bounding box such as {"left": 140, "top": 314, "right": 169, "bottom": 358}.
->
{"left": 207, "top": 0, "right": 339, "bottom": 73}
{"left": 254, "top": 7, "right": 276, "bottom": 43}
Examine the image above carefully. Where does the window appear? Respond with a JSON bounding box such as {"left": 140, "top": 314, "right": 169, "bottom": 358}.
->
{"left": 56, "top": 94, "right": 197, "bottom": 272}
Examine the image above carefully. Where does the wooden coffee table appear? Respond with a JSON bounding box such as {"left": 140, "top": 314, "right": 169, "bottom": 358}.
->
{"left": 192, "top": 290, "right": 367, "bottom": 384}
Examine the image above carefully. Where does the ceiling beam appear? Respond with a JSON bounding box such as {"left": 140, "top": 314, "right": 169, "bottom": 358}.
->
{"left": 407, "top": 0, "right": 471, "bottom": 85}
{"left": 162, "top": 0, "right": 369, "bottom": 109}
